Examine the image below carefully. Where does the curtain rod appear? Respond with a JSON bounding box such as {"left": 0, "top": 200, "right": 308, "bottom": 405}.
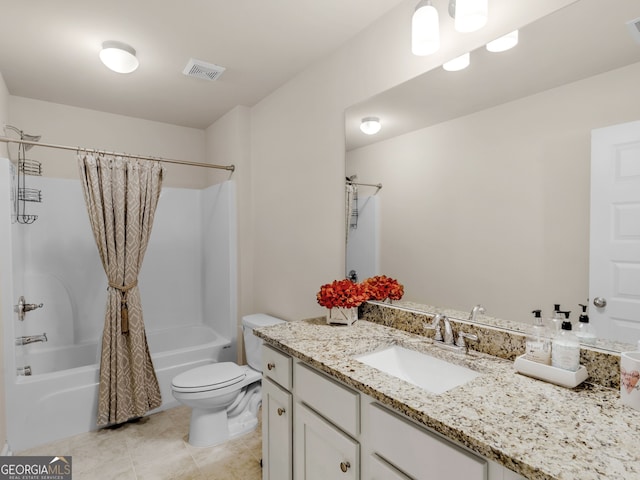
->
{"left": 347, "top": 181, "right": 382, "bottom": 190}
{"left": 0, "top": 136, "right": 235, "bottom": 172}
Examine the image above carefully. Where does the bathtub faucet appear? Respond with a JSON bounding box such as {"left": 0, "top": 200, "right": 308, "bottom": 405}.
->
{"left": 16, "top": 333, "right": 47, "bottom": 346}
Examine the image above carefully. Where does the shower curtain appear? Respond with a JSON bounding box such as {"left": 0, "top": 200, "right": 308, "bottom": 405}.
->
{"left": 78, "top": 153, "right": 164, "bottom": 427}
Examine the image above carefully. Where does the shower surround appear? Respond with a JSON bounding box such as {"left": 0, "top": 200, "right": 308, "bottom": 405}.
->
{"left": 0, "top": 158, "right": 238, "bottom": 451}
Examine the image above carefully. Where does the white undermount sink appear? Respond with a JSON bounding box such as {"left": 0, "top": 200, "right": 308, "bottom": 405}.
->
{"left": 354, "top": 345, "right": 481, "bottom": 395}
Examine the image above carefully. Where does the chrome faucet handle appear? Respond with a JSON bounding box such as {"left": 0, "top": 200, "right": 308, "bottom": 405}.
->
{"left": 430, "top": 314, "right": 444, "bottom": 342}
{"left": 441, "top": 316, "right": 455, "bottom": 345}
{"left": 455, "top": 332, "right": 479, "bottom": 353}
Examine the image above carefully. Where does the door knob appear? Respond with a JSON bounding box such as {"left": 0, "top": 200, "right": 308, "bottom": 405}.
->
{"left": 277, "top": 407, "right": 285, "bottom": 416}
{"left": 593, "top": 297, "right": 607, "bottom": 308}
{"left": 340, "top": 461, "right": 351, "bottom": 473}
{"left": 267, "top": 362, "right": 275, "bottom": 370}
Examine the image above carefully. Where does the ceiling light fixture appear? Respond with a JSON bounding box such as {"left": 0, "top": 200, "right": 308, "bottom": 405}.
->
{"left": 99, "top": 41, "right": 139, "bottom": 74}
{"left": 412, "top": 0, "right": 440, "bottom": 56}
{"left": 443, "top": 52, "right": 470, "bottom": 71}
{"left": 450, "top": 0, "right": 488, "bottom": 33}
{"left": 486, "top": 30, "right": 519, "bottom": 52}
{"left": 360, "top": 117, "right": 382, "bottom": 135}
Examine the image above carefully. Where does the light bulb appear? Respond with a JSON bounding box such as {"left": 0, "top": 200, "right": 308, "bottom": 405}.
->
{"left": 486, "top": 30, "right": 519, "bottom": 53}
{"left": 443, "top": 52, "right": 470, "bottom": 71}
{"left": 454, "top": 0, "right": 488, "bottom": 33}
{"left": 360, "top": 117, "right": 381, "bottom": 135}
{"left": 412, "top": 1, "right": 440, "bottom": 56}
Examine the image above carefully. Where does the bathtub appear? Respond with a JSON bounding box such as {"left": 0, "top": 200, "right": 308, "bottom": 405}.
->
{"left": 9, "top": 324, "right": 232, "bottom": 452}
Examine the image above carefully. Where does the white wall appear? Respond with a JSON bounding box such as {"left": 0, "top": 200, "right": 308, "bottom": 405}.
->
{"left": 347, "top": 61, "right": 640, "bottom": 323}
{"left": 8, "top": 96, "right": 207, "bottom": 188}
{"left": 205, "top": 106, "right": 251, "bottom": 361}
{"left": 247, "top": 0, "right": 574, "bottom": 321}
{"left": 0, "top": 73, "right": 9, "bottom": 451}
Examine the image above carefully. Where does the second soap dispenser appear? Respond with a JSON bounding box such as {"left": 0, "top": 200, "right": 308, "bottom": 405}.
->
{"left": 552, "top": 312, "right": 581, "bottom": 372}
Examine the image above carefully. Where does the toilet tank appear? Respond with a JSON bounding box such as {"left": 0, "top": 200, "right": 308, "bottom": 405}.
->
{"left": 242, "top": 314, "right": 285, "bottom": 371}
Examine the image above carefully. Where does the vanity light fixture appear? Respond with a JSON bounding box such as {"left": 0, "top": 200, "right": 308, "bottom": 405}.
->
{"left": 360, "top": 117, "right": 382, "bottom": 135}
{"left": 412, "top": 0, "right": 440, "bottom": 56}
{"left": 99, "top": 41, "right": 139, "bottom": 74}
{"left": 486, "top": 30, "right": 519, "bottom": 52}
{"left": 450, "top": 0, "right": 488, "bottom": 33}
{"left": 443, "top": 52, "right": 470, "bottom": 71}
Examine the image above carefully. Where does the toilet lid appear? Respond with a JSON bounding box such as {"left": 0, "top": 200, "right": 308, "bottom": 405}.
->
{"left": 172, "top": 362, "right": 246, "bottom": 393}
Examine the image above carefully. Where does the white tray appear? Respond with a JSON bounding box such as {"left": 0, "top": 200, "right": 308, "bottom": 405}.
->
{"left": 514, "top": 355, "right": 588, "bottom": 388}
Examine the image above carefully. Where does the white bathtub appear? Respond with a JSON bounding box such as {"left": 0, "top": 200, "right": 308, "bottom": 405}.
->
{"left": 10, "top": 324, "right": 231, "bottom": 452}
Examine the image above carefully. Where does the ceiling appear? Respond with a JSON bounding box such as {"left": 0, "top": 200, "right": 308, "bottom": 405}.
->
{"left": 0, "top": 0, "right": 404, "bottom": 129}
{"left": 345, "top": 0, "right": 640, "bottom": 150}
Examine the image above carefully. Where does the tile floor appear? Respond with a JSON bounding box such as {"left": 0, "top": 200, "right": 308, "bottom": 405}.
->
{"left": 17, "top": 406, "right": 263, "bottom": 480}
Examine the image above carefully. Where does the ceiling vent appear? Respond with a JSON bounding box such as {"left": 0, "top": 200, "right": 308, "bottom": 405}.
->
{"left": 182, "top": 58, "right": 226, "bottom": 81}
{"left": 627, "top": 17, "right": 640, "bottom": 45}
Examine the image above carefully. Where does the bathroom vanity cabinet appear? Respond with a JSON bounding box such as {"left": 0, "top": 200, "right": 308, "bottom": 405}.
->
{"left": 261, "top": 344, "right": 525, "bottom": 480}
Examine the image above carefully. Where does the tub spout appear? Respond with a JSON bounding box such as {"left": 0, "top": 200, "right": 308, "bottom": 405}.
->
{"left": 16, "top": 333, "right": 47, "bottom": 346}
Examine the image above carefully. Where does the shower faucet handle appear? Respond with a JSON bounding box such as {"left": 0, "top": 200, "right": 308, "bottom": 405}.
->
{"left": 14, "top": 296, "right": 44, "bottom": 321}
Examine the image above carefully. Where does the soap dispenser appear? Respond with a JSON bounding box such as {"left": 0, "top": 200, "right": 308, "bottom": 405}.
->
{"left": 525, "top": 310, "right": 551, "bottom": 365}
{"left": 575, "top": 303, "right": 596, "bottom": 345}
{"left": 552, "top": 313, "right": 580, "bottom": 372}
{"left": 550, "top": 304, "right": 564, "bottom": 332}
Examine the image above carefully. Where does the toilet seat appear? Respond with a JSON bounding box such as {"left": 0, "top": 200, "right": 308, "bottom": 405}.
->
{"left": 172, "top": 362, "right": 246, "bottom": 393}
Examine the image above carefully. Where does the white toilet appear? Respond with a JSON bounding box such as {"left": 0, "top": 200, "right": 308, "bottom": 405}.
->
{"left": 171, "top": 313, "right": 284, "bottom": 447}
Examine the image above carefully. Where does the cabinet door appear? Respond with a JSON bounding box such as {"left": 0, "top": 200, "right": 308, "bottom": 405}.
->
{"left": 294, "top": 403, "right": 359, "bottom": 480}
{"left": 368, "top": 454, "right": 412, "bottom": 480}
{"left": 262, "top": 378, "right": 292, "bottom": 480}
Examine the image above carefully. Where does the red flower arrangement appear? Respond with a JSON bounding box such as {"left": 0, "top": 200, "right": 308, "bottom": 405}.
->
{"left": 316, "top": 279, "right": 369, "bottom": 310}
{"left": 363, "top": 275, "right": 404, "bottom": 302}
{"left": 316, "top": 275, "right": 404, "bottom": 312}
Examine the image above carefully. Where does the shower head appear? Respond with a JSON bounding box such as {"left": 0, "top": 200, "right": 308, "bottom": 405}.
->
{"left": 4, "top": 125, "right": 41, "bottom": 151}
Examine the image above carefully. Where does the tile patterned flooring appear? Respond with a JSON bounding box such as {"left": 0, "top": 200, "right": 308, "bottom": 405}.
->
{"left": 17, "top": 406, "right": 263, "bottom": 480}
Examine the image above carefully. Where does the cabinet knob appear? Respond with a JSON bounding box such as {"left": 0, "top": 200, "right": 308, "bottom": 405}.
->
{"left": 277, "top": 407, "right": 285, "bottom": 416}
{"left": 267, "top": 362, "right": 275, "bottom": 370}
{"left": 340, "top": 461, "right": 351, "bottom": 473}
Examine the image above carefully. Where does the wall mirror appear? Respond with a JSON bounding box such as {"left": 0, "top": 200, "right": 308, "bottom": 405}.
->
{"left": 345, "top": 0, "right": 640, "bottom": 350}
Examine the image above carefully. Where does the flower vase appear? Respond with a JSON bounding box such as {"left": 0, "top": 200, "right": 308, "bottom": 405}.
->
{"left": 326, "top": 307, "right": 358, "bottom": 326}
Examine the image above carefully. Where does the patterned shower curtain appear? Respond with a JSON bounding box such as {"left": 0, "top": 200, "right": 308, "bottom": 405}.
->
{"left": 78, "top": 153, "right": 164, "bottom": 427}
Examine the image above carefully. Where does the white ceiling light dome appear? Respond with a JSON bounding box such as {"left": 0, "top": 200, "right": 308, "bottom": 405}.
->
{"left": 100, "top": 41, "right": 139, "bottom": 74}
{"left": 360, "top": 117, "right": 382, "bottom": 135}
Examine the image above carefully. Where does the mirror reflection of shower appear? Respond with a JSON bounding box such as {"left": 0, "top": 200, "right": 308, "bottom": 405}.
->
{"left": 4, "top": 125, "right": 43, "bottom": 224}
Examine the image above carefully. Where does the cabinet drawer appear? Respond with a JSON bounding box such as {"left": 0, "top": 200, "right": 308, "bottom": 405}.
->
{"left": 294, "top": 361, "right": 359, "bottom": 437}
{"left": 262, "top": 345, "right": 292, "bottom": 390}
{"left": 369, "top": 403, "right": 486, "bottom": 480}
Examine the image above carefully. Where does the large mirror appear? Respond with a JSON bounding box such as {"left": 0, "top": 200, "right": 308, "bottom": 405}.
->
{"left": 345, "top": 0, "right": 640, "bottom": 348}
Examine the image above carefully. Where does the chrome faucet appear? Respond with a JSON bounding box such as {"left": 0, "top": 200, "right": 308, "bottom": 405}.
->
{"left": 469, "top": 304, "right": 485, "bottom": 322}
{"left": 425, "top": 314, "right": 478, "bottom": 354}
{"left": 425, "top": 313, "right": 454, "bottom": 345}
{"left": 16, "top": 333, "right": 47, "bottom": 346}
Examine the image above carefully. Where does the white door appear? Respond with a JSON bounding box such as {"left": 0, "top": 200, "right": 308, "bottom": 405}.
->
{"left": 590, "top": 121, "right": 640, "bottom": 343}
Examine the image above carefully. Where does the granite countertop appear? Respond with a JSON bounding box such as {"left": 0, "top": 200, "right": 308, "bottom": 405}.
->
{"left": 255, "top": 318, "right": 640, "bottom": 480}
